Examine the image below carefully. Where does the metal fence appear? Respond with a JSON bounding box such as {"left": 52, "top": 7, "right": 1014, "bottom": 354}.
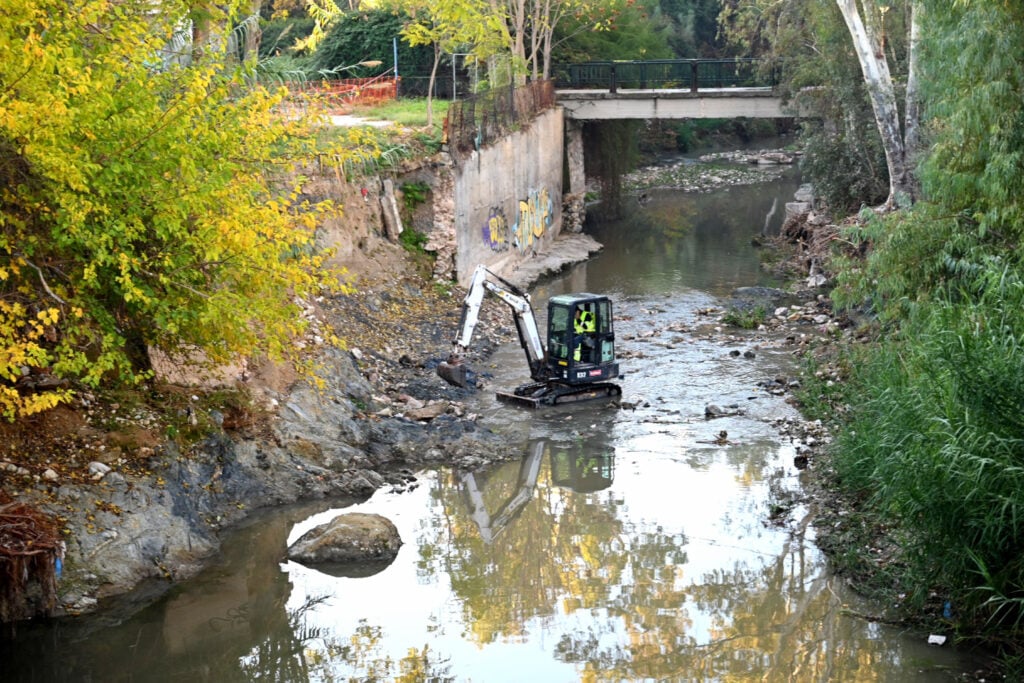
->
{"left": 445, "top": 80, "right": 556, "bottom": 161}
{"left": 397, "top": 60, "right": 478, "bottom": 100}
{"left": 552, "top": 59, "right": 775, "bottom": 92}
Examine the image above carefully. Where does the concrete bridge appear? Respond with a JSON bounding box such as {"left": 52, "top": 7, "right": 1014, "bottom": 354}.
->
{"left": 439, "top": 68, "right": 795, "bottom": 286}
{"left": 553, "top": 58, "right": 788, "bottom": 120}
{"left": 557, "top": 87, "right": 785, "bottom": 120}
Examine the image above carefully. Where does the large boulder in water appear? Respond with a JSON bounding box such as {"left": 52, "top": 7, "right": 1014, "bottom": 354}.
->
{"left": 287, "top": 512, "right": 402, "bottom": 566}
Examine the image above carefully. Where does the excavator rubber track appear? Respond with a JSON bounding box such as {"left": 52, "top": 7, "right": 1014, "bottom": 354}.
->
{"left": 496, "top": 381, "right": 622, "bottom": 409}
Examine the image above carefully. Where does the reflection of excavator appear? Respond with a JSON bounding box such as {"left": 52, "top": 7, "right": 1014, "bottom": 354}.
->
{"left": 461, "top": 439, "right": 616, "bottom": 543}
{"left": 550, "top": 446, "right": 615, "bottom": 493}
{"left": 437, "top": 264, "right": 621, "bottom": 408}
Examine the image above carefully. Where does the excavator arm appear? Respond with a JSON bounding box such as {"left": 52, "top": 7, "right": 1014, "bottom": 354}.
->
{"left": 438, "top": 265, "right": 547, "bottom": 388}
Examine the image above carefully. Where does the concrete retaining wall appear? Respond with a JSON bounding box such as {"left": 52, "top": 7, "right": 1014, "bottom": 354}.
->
{"left": 452, "top": 107, "right": 565, "bottom": 287}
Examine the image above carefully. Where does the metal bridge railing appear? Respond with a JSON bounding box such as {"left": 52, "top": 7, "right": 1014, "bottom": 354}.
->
{"left": 552, "top": 59, "right": 775, "bottom": 93}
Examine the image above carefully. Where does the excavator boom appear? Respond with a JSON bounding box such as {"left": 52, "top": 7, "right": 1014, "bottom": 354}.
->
{"left": 439, "top": 265, "right": 546, "bottom": 388}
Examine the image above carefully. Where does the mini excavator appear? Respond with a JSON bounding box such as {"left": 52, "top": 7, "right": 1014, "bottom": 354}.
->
{"left": 437, "top": 264, "right": 621, "bottom": 408}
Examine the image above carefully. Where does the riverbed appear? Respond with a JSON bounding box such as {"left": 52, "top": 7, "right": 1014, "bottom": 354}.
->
{"left": 0, "top": 161, "right": 989, "bottom": 681}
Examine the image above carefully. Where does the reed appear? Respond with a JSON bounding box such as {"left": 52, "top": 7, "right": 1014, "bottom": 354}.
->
{"left": 831, "top": 267, "right": 1024, "bottom": 632}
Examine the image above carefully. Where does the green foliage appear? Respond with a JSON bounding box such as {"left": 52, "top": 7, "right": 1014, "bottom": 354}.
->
{"left": 720, "top": 305, "right": 765, "bottom": 329}
{"left": 313, "top": 9, "right": 433, "bottom": 76}
{"left": 400, "top": 182, "right": 430, "bottom": 211}
{"left": 832, "top": 273, "right": 1024, "bottom": 632}
{"left": 582, "top": 120, "right": 642, "bottom": 218}
{"left": 792, "top": 353, "right": 854, "bottom": 426}
{"left": 918, "top": 1, "right": 1024, "bottom": 247}
{"left": 792, "top": 1, "right": 897, "bottom": 212}
{"left": 830, "top": 1, "right": 1024, "bottom": 319}
{"left": 829, "top": 201, "right": 1018, "bottom": 325}
{"left": 655, "top": 0, "right": 726, "bottom": 57}
{"left": 671, "top": 122, "right": 697, "bottom": 152}
{"left": 399, "top": 228, "right": 429, "bottom": 253}
{"left": 250, "top": 52, "right": 318, "bottom": 85}
{"left": 0, "top": 0, "right": 383, "bottom": 419}
{"left": 806, "top": 1, "right": 1024, "bottom": 653}
{"left": 552, "top": 0, "right": 674, "bottom": 63}
{"left": 719, "top": 0, "right": 905, "bottom": 212}
{"left": 398, "top": 181, "right": 431, "bottom": 255}
{"left": 665, "top": 118, "right": 787, "bottom": 153}
{"left": 800, "top": 115, "right": 889, "bottom": 214}
{"left": 259, "top": 16, "right": 316, "bottom": 58}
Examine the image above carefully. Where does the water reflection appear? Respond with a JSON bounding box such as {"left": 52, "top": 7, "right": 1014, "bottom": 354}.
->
{"left": 582, "top": 175, "right": 798, "bottom": 298}
{"left": 0, "top": 502, "right": 331, "bottom": 682}
{"left": 1, "top": 159, "right": 988, "bottom": 682}
{"left": 550, "top": 443, "right": 615, "bottom": 493}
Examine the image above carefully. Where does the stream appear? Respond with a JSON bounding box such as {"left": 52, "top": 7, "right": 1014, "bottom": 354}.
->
{"left": 0, "top": 161, "right": 990, "bottom": 681}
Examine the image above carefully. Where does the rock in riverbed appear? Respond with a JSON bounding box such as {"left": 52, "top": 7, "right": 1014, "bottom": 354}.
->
{"left": 287, "top": 512, "right": 402, "bottom": 565}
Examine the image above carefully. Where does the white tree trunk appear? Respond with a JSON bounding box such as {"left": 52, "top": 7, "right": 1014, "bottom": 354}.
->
{"left": 426, "top": 42, "right": 442, "bottom": 129}
{"left": 835, "top": 0, "right": 914, "bottom": 208}
{"left": 903, "top": 2, "right": 922, "bottom": 180}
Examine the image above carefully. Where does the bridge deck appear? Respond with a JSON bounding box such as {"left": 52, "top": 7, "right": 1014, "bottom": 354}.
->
{"left": 556, "top": 87, "right": 787, "bottom": 120}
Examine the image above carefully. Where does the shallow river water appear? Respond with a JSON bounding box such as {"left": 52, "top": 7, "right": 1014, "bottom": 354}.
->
{"left": 2, "top": 165, "right": 989, "bottom": 681}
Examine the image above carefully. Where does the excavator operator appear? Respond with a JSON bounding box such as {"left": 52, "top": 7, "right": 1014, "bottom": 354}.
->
{"left": 573, "top": 306, "right": 596, "bottom": 362}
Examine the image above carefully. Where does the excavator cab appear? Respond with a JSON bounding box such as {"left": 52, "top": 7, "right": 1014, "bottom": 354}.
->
{"left": 545, "top": 294, "right": 619, "bottom": 385}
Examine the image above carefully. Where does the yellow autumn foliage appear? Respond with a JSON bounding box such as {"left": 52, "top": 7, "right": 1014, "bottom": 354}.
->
{"left": 0, "top": 0, "right": 380, "bottom": 420}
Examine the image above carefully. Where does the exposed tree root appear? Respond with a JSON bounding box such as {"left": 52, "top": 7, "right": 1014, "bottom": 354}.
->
{"left": 0, "top": 491, "right": 62, "bottom": 622}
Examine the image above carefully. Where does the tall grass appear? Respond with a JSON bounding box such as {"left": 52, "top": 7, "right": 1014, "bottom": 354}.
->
{"left": 832, "top": 267, "right": 1024, "bottom": 632}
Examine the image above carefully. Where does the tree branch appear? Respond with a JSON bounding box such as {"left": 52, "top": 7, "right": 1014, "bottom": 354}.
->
{"left": 20, "top": 256, "right": 66, "bottom": 305}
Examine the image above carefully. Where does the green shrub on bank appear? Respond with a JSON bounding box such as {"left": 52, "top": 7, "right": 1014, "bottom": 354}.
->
{"left": 831, "top": 268, "right": 1024, "bottom": 634}
{"left": 721, "top": 305, "right": 765, "bottom": 329}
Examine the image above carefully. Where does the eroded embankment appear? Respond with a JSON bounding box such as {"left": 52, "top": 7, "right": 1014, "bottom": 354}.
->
{"left": 0, "top": 221, "right": 610, "bottom": 623}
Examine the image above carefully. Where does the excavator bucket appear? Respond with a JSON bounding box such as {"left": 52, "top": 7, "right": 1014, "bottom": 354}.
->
{"left": 437, "top": 359, "right": 469, "bottom": 388}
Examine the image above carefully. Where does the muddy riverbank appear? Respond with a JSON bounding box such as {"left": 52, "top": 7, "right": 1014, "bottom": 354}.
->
{"left": 10, "top": 144, "right": 994, "bottom": 681}
{"left": 0, "top": 228, "right": 618, "bottom": 622}
{"left": 0, "top": 151, "right": 836, "bottom": 627}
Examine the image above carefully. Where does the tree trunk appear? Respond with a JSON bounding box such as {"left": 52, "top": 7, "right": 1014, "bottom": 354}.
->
{"left": 191, "top": 7, "right": 210, "bottom": 64}
{"left": 426, "top": 42, "right": 442, "bottom": 129}
{"left": 903, "top": 2, "right": 922, "bottom": 186}
{"left": 528, "top": 1, "right": 542, "bottom": 80}
{"left": 540, "top": 0, "right": 554, "bottom": 79}
{"left": 835, "top": 0, "right": 915, "bottom": 208}
{"left": 244, "top": 0, "right": 263, "bottom": 66}
{"left": 512, "top": 0, "right": 528, "bottom": 83}
{"left": 496, "top": 0, "right": 528, "bottom": 83}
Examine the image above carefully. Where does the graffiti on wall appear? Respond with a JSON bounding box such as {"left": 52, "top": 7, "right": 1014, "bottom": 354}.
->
{"left": 482, "top": 187, "right": 553, "bottom": 253}
{"left": 482, "top": 207, "right": 509, "bottom": 250}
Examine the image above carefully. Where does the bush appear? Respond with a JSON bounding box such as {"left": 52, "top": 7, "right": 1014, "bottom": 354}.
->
{"left": 721, "top": 305, "right": 766, "bottom": 329}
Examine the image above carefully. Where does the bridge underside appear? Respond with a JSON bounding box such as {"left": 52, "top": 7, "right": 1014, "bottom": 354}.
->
{"left": 557, "top": 88, "right": 788, "bottom": 119}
